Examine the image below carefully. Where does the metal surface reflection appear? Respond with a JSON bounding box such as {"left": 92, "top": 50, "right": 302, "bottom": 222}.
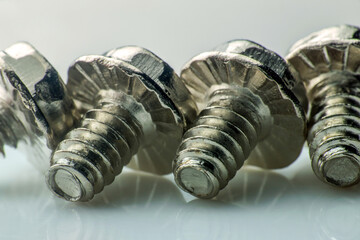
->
{"left": 88, "top": 171, "right": 185, "bottom": 208}
{"left": 2, "top": 153, "right": 360, "bottom": 240}
{"left": 292, "top": 160, "right": 360, "bottom": 240}
{"left": 175, "top": 166, "right": 292, "bottom": 240}
{"left": 0, "top": 155, "right": 54, "bottom": 239}
{"left": 216, "top": 166, "right": 291, "bottom": 208}
{"left": 176, "top": 200, "right": 235, "bottom": 240}
{"left": 49, "top": 171, "right": 186, "bottom": 240}
{"left": 0, "top": 157, "right": 186, "bottom": 239}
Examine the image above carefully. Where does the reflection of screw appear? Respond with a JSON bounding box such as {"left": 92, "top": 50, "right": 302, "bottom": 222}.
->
{"left": 287, "top": 25, "right": 360, "bottom": 187}
{"left": 0, "top": 42, "right": 79, "bottom": 170}
{"left": 47, "top": 46, "right": 197, "bottom": 202}
{"left": 173, "top": 40, "right": 306, "bottom": 199}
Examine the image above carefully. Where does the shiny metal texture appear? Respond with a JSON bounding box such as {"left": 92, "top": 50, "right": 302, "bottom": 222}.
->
{"left": 0, "top": 42, "right": 80, "bottom": 171}
{"left": 47, "top": 46, "right": 197, "bottom": 202}
{"left": 286, "top": 25, "right": 360, "bottom": 187}
{"left": 173, "top": 40, "right": 306, "bottom": 199}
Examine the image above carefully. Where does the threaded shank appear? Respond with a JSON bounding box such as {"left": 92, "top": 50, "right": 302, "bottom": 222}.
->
{"left": 47, "top": 90, "right": 145, "bottom": 201}
{"left": 174, "top": 85, "right": 271, "bottom": 198}
{"left": 307, "top": 71, "right": 360, "bottom": 187}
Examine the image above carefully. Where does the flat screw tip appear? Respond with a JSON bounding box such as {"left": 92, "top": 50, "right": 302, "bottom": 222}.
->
{"left": 322, "top": 156, "right": 360, "bottom": 187}
{"left": 175, "top": 161, "right": 220, "bottom": 199}
{"left": 46, "top": 166, "right": 92, "bottom": 202}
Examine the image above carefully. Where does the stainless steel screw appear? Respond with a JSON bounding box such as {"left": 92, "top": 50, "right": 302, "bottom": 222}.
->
{"left": 286, "top": 25, "right": 360, "bottom": 187}
{"left": 47, "top": 46, "right": 197, "bottom": 202}
{"left": 0, "top": 42, "right": 80, "bottom": 170}
{"left": 173, "top": 40, "right": 306, "bottom": 199}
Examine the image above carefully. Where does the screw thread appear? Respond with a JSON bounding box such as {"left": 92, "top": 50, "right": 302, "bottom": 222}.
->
{"left": 0, "top": 86, "right": 28, "bottom": 155}
{"left": 47, "top": 90, "right": 145, "bottom": 201}
{"left": 174, "top": 85, "right": 271, "bottom": 198}
{"left": 307, "top": 71, "right": 360, "bottom": 186}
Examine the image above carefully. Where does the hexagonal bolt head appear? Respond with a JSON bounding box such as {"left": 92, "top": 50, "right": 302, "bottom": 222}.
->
{"left": 173, "top": 40, "right": 306, "bottom": 199}
{"left": 286, "top": 25, "right": 360, "bottom": 187}
{"left": 47, "top": 46, "right": 197, "bottom": 202}
{"left": 0, "top": 42, "right": 80, "bottom": 170}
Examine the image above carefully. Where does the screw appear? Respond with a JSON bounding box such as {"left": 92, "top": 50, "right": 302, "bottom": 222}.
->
{"left": 286, "top": 25, "right": 360, "bottom": 187}
{"left": 47, "top": 46, "right": 197, "bottom": 202}
{"left": 0, "top": 42, "right": 80, "bottom": 170}
{"left": 173, "top": 40, "right": 306, "bottom": 199}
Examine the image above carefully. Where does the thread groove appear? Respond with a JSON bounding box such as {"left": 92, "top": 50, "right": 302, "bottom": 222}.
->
{"left": 85, "top": 110, "right": 139, "bottom": 156}
{"left": 199, "top": 107, "right": 257, "bottom": 149}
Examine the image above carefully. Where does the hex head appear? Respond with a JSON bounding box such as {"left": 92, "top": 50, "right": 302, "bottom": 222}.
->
{"left": 286, "top": 25, "right": 360, "bottom": 86}
{"left": 104, "top": 46, "right": 198, "bottom": 128}
{"left": 180, "top": 40, "right": 306, "bottom": 169}
{"left": 216, "top": 39, "right": 308, "bottom": 113}
{"left": 67, "top": 47, "right": 197, "bottom": 175}
{"left": 0, "top": 42, "right": 80, "bottom": 149}
{"left": 216, "top": 40, "right": 296, "bottom": 88}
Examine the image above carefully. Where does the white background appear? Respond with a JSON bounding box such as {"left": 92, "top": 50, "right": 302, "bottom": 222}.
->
{"left": 1, "top": 0, "right": 360, "bottom": 239}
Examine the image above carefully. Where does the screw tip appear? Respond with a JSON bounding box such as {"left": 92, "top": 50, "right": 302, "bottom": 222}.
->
{"left": 174, "top": 160, "right": 220, "bottom": 199}
{"left": 322, "top": 156, "right": 360, "bottom": 187}
{"left": 46, "top": 165, "right": 93, "bottom": 202}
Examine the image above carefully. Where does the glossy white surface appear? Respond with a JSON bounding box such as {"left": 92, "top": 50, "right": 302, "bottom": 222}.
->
{"left": 1, "top": 147, "right": 360, "bottom": 240}
{"left": 1, "top": 0, "right": 360, "bottom": 239}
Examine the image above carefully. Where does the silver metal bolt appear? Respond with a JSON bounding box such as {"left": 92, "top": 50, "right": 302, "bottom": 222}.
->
{"left": 286, "top": 25, "right": 360, "bottom": 187}
{"left": 0, "top": 42, "right": 80, "bottom": 170}
{"left": 47, "top": 46, "right": 197, "bottom": 202}
{"left": 173, "top": 40, "right": 306, "bottom": 199}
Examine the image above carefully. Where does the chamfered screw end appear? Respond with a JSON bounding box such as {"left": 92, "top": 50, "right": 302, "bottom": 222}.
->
{"left": 174, "top": 159, "right": 220, "bottom": 199}
{"left": 323, "top": 157, "right": 360, "bottom": 187}
{"left": 315, "top": 145, "right": 360, "bottom": 187}
{"left": 46, "top": 165, "right": 94, "bottom": 202}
